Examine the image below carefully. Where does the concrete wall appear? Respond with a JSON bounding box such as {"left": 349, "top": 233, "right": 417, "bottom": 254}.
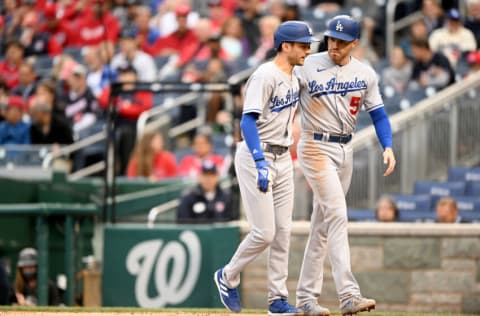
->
{"left": 240, "top": 222, "right": 480, "bottom": 314}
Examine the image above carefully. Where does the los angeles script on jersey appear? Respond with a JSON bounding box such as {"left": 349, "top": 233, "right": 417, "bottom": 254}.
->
{"left": 270, "top": 89, "right": 300, "bottom": 112}
{"left": 308, "top": 77, "right": 367, "bottom": 97}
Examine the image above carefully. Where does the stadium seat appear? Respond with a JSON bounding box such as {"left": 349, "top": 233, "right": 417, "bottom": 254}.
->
{"left": 394, "top": 194, "right": 432, "bottom": 212}
{"left": 466, "top": 181, "right": 480, "bottom": 196}
{"left": 397, "top": 210, "right": 436, "bottom": 222}
{"left": 459, "top": 210, "right": 480, "bottom": 223}
{"left": 414, "top": 181, "right": 466, "bottom": 196}
{"left": 453, "top": 196, "right": 480, "bottom": 212}
{"left": 448, "top": 166, "right": 480, "bottom": 181}
{"left": 347, "top": 209, "right": 376, "bottom": 222}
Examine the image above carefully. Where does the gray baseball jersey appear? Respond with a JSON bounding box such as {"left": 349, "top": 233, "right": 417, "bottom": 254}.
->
{"left": 243, "top": 61, "right": 300, "bottom": 147}
{"left": 295, "top": 52, "right": 385, "bottom": 306}
{"left": 222, "top": 61, "right": 298, "bottom": 304}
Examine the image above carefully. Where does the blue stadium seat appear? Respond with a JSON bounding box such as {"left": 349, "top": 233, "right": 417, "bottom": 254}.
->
{"left": 459, "top": 211, "right": 480, "bottom": 223}
{"left": 453, "top": 196, "right": 480, "bottom": 212}
{"left": 466, "top": 181, "right": 480, "bottom": 196}
{"left": 397, "top": 210, "right": 436, "bottom": 222}
{"left": 347, "top": 209, "right": 376, "bottom": 222}
{"left": 414, "top": 181, "right": 466, "bottom": 196}
{"left": 394, "top": 194, "right": 431, "bottom": 212}
{"left": 448, "top": 166, "right": 480, "bottom": 181}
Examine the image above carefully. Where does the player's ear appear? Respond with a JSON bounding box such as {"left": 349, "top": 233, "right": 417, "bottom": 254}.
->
{"left": 351, "top": 39, "right": 359, "bottom": 48}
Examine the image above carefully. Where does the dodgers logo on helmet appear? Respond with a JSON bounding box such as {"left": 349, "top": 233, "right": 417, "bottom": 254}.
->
{"left": 324, "top": 15, "right": 359, "bottom": 42}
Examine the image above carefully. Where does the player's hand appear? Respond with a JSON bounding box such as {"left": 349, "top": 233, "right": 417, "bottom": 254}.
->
{"left": 255, "top": 159, "right": 271, "bottom": 193}
{"left": 383, "top": 147, "right": 396, "bottom": 176}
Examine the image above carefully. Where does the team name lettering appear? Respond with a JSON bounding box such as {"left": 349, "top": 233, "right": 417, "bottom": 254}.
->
{"left": 270, "top": 89, "right": 300, "bottom": 112}
{"left": 309, "top": 77, "right": 367, "bottom": 97}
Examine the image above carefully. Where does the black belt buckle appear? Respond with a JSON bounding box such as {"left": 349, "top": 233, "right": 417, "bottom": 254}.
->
{"left": 265, "top": 144, "right": 288, "bottom": 155}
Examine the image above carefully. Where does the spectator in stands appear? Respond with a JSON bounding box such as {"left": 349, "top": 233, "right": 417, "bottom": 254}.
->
{"left": 248, "top": 15, "right": 281, "bottom": 67}
{"left": 12, "top": 62, "right": 38, "bottom": 101}
{"left": 146, "top": 4, "right": 197, "bottom": 57}
{"left": 177, "top": 160, "right": 235, "bottom": 223}
{"left": 436, "top": 197, "right": 462, "bottom": 223}
{"left": 111, "top": 28, "right": 157, "bottom": 82}
{"left": 40, "top": 3, "right": 70, "bottom": 48}
{"left": 207, "top": 0, "right": 232, "bottom": 34}
{"left": 0, "top": 95, "right": 30, "bottom": 145}
{"left": 382, "top": 46, "right": 413, "bottom": 94}
{"left": 0, "top": 41, "right": 25, "bottom": 90}
{"left": 70, "top": 0, "right": 120, "bottom": 60}
{"left": 127, "top": 131, "right": 178, "bottom": 180}
{"left": 310, "top": 0, "right": 344, "bottom": 13}
{"left": 98, "top": 65, "right": 153, "bottom": 174}
{"left": 400, "top": 19, "right": 430, "bottom": 60}
{"left": 19, "top": 11, "right": 62, "bottom": 57}
{"left": 409, "top": 38, "right": 455, "bottom": 90}
{"left": 375, "top": 196, "right": 399, "bottom": 222}
{"left": 29, "top": 94, "right": 73, "bottom": 146}
{"left": 149, "top": 0, "right": 200, "bottom": 38}
{"left": 235, "top": 0, "right": 263, "bottom": 55}
{"left": 220, "top": 16, "right": 250, "bottom": 61}
{"left": 465, "top": 0, "right": 480, "bottom": 45}
{"left": 422, "top": 0, "right": 444, "bottom": 34}
{"left": 58, "top": 64, "right": 99, "bottom": 136}
{"left": 0, "top": 261, "right": 9, "bottom": 305}
{"left": 179, "top": 131, "right": 225, "bottom": 178}
{"left": 0, "top": 81, "right": 8, "bottom": 119}
{"left": 83, "top": 45, "right": 118, "bottom": 98}
{"left": 133, "top": 5, "right": 161, "bottom": 49}
{"left": 0, "top": 16, "right": 6, "bottom": 55}
{"left": 466, "top": 50, "right": 480, "bottom": 75}
{"left": 13, "top": 248, "right": 60, "bottom": 306}
{"left": 429, "top": 9, "right": 477, "bottom": 68}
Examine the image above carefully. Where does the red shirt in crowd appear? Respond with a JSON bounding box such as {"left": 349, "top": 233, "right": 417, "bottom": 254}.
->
{"left": 145, "top": 29, "right": 197, "bottom": 56}
{"left": 68, "top": 11, "right": 120, "bottom": 46}
{"left": 127, "top": 151, "right": 178, "bottom": 180}
{"left": 98, "top": 87, "right": 153, "bottom": 121}
{"left": 0, "top": 61, "right": 20, "bottom": 89}
{"left": 179, "top": 154, "right": 225, "bottom": 178}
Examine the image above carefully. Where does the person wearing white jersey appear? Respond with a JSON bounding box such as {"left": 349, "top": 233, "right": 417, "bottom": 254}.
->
{"left": 294, "top": 15, "right": 396, "bottom": 316}
{"left": 213, "top": 21, "right": 317, "bottom": 316}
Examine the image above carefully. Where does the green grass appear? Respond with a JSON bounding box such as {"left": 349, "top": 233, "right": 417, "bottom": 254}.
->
{"left": 0, "top": 306, "right": 478, "bottom": 316}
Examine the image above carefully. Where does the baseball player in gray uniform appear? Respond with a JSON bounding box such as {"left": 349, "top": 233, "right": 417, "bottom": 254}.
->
{"left": 294, "top": 15, "right": 396, "bottom": 316}
{"left": 213, "top": 21, "right": 317, "bottom": 315}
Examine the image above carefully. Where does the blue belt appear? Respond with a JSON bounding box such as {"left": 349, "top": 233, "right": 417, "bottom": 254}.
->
{"left": 313, "top": 132, "right": 352, "bottom": 144}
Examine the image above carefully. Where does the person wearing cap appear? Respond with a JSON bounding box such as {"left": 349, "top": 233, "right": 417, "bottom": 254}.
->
{"left": 177, "top": 160, "right": 234, "bottom": 223}
{"left": 13, "top": 247, "right": 60, "bottom": 306}
{"left": 429, "top": 8, "right": 477, "bottom": 67}
{"left": 213, "top": 20, "right": 316, "bottom": 315}
{"left": 111, "top": 28, "right": 157, "bottom": 82}
{"left": 294, "top": 15, "right": 396, "bottom": 315}
{"left": 0, "top": 95, "right": 30, "bottom": 145}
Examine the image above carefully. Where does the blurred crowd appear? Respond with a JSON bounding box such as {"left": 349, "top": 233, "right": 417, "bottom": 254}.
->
{"left": 0, "top": 0, "right": 480, "bottom": 221}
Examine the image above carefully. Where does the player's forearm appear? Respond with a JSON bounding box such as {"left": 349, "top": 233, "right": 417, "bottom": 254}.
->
{"left": 240, "top": 112, "right": 265, "bottom": 161}
{"left": 369, "top": 107, "right": 392, "bottom": 149}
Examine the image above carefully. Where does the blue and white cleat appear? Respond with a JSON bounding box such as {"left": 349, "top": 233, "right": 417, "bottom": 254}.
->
{"left": 268, "top": 298, "right": 303, "bottom": 316}
{"left": 213, "top": 268, "right": 242, "bottom": 313}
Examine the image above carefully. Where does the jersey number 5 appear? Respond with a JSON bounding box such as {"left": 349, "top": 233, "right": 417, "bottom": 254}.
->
{"left": 349, "top": 96, "right": 361, "bottom": 115}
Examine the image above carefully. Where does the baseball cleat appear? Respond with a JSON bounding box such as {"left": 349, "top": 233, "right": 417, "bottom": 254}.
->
{"left": 269, "top": 298, "right": 303, "bottom": 316}
{"left": 340, "top": 295, "right": 376, "bottom": 316}
{"left": 213, "top": 268, "right": 242, "bottom": 313}
{"left": 298, "top": 301, "right": 331, "bottom": 316}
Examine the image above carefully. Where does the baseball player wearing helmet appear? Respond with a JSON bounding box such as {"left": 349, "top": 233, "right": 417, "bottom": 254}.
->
{"left": 294, "top": 15, "right": 396, "bottom": 316}
{"left": 214, "top": 21, "right": 317, "bottom": 315}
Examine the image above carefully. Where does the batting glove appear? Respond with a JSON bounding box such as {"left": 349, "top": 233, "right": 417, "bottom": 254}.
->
{"left": 255, "top": 159, "right": 271, "bottom": 193}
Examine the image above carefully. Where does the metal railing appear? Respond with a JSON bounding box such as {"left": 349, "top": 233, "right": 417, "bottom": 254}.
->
{"left": 346, "top": 72, "right": 480, "bottom": 209}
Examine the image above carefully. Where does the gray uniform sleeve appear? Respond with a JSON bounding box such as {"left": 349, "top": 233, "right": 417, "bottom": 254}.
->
{"left": 243, "top": 70, "right": 274, "bottom": 115}
{"left": 363, "top": 70, "right": 384, "bottom": 112}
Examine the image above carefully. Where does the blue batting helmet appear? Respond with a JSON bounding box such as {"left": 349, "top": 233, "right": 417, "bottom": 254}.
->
{"left": 324, "top": 15, "right": 360, "bottom": 42}
{"left": 274, "top": 21, "right": 317, "bottom": 50}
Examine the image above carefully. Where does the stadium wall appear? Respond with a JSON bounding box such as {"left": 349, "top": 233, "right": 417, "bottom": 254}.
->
{"left": 240, "top": 222, "right": 480, "bottom": 313}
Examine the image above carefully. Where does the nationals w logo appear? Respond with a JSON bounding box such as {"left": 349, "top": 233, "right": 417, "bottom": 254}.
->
{"left": 126, "top": 231, "right": 201, "bottom": 307}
